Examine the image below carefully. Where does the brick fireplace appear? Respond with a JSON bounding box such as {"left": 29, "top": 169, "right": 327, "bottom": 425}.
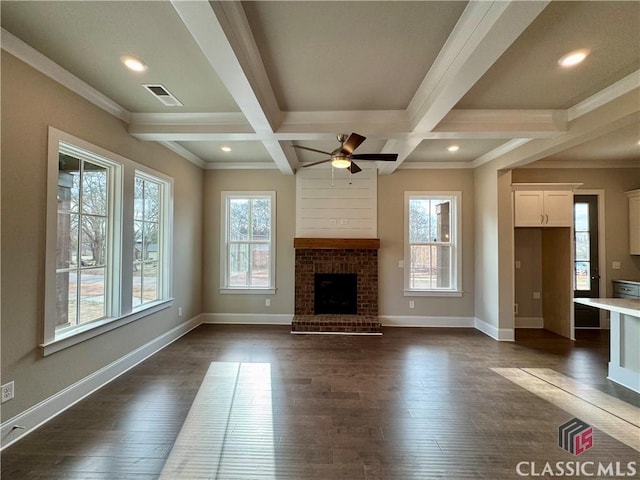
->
{"left": 292, "top": 238, "right": 381, "bottom": 333}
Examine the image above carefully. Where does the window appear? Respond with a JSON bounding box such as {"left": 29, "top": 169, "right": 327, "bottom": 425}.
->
{"left": 133, "top": 173, "right": 166, "bottom": 307}
{"left": 55, "top": 150, "right": 115, "bottom": 334}
{"left": 221, "top": 192, "right": 275, "bottom": 293}
{"left": 44, "top": 128, "right": 173, "bottom": 355}
{"left": 404, "top": 192, "right": 462, "bottom": 296}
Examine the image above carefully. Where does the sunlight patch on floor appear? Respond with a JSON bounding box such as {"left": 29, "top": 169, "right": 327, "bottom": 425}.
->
{"left": 159, "top": 362, "right": 276, "bottom": 479}
{"left": 491, "top": 367, "right": 640, "bottom": 452}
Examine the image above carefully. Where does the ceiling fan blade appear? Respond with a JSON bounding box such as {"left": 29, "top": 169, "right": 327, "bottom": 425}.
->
{"left": 351, "top": 153, "right": 398, "bottom": 162}
{"left": 301, "top": 158, "right": 332, "bottom": 168}
{"left": 348, "top": 162, "right": 362, "bottom": 174}
{"left": 341, "top": 133, "right": 366, "bottom": 154}
{"left": 292, "top": 144, "right": 333, "bottom": 156}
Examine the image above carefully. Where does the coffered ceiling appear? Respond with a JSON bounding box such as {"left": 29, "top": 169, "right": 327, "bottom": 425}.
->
{"left": 2, "top": 1, "right": 639, "bottom": 174}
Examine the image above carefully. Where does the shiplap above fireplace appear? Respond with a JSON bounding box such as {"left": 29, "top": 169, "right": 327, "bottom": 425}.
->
{"left": 295, "top": 167, "right": 377, "bottom": 238}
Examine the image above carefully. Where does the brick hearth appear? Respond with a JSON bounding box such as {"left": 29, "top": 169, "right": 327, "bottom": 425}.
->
{"left": 293, "top": 238, "right": 381, "bottom": 334}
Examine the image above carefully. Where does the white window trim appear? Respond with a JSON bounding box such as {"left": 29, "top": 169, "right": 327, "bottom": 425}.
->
{"left": 43, "top": 127, "right": 173, "bottom": 355}
{"left": 220, "top": 191, "right": 276, "bottom": 294}
{"left": 403, "top": 191, "right": 463, "bottom": 297}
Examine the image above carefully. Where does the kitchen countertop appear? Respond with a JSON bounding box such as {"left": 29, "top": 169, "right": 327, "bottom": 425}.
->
{"left": 574, "top": 297, "right": 640, "bottom": 317}
{"left": 613, "top": 279, "right": 640, "bottom": 285}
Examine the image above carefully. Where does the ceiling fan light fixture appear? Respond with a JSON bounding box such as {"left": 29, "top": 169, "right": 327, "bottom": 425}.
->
{"left": 331, "top": 156, "right": 351, "bottom": 169}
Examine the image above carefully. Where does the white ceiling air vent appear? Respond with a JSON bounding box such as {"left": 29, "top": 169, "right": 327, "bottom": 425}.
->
{"left": 142, "top": 84, "right": 183, "bottom": 107}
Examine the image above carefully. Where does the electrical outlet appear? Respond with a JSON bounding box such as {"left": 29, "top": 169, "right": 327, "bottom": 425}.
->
{"left": 2, "top": 381, "right": 14, "bottom": 403}
{"left": 515, "top": 260, "right": 521, "bottom": 269}
{"left": 409, "top": 300, "right": 415, "bottom": 309}
{"left": 398, "top": 260, "right": 404, "bottom": 268}
{"left": 514, "top": 303, "right": 519, "bottom": 314}
{"left": 265, "top": 299, "right": 271, "bottom": 307}
{"left": 612, "top": 261, "right": 621, "bottom": 270}
{"left": 533, "top": 291, "right": 541, "bottom": 299}
{"left": 178, "top": 307, "right": 183, "bottom": 317}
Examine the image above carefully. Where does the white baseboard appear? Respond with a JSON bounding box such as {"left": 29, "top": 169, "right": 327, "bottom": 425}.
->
{"left": 515, "top": 317, "right": 544, "bottom": 329}
{"left": 202, "top": 313, "right": 293, "bottom": 325}
{"left": 1, "top": 315, "right": 203, "bottom": 451}
{"left": 379, "top": 316, "right": 474, "bottom": 328}
{"left": 474, "top": 317, "right": 515, "bottom": 341}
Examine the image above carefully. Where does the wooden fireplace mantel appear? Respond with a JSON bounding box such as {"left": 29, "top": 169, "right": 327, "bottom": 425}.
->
{"left": 293, "top": 238, "right": 380, "bottom": 250}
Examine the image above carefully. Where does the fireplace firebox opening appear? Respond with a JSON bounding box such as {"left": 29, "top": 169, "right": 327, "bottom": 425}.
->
{"left": 314, "top": 273, "right": 357, "bottom": 315}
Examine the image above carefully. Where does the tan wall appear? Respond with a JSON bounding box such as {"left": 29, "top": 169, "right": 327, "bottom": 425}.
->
{"left": 377, "top": 169, "right": 475, "bottom": 318}
{"left": 1, "top": 52, "right": 203, "bottom": 421}
{"left": 202, "top": 169, "right": 476, "bottom": 320}
{"left": 512, "top": 168, "right": 640, "bottom": 294}
{"left": 202, "top": 170, "right": 296, "bottom": 314}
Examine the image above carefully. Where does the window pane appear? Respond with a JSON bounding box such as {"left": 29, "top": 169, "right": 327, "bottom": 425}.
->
{"left": 410, "top": 245, "right": 432, "bottom": 289}
{"left": 59, "top": 153, "right": 80, "bottom": 213}
{"left": 81, "top": 162, "right": 108, "bottom": 216}
{"left": 229, "top": 199, "right": 249, "bottom": 241}
{"left": 252, "top": 199, "right": 271, "bottom": 241}
{"left": 78, "top": 268, "right": 105, "bottom": 323}
{"left": 55, "top": 271, "right": 76, "bottom": 328}
{"left": 250, "top": 244, "right": 270, "bottom": 286}
{"left": 132, "top": 262, "right": 143, "bottom": 307}
{"left": 81, "top": 216, "right": 107, "bottom": 267}
{"left": 229, "top": 243, "right": 249, "bottom": 286}
{"left": 575, "top": 232, "right": 590, "bottom": 261}
{"left": 145, "top": 182, "right": 160, "bottom": 222}
{"left": 433, "top": 200, "right": 451, "bottom": 242}
{"left": 575, "top": 261, "right": 590, "bottom": 290}
{"left": 134, "top": 177, "right": 145, "bottom": 220}
{"left": 574, "top": 203, "right": 589, "bottom": 232}
{"left": 434, "top": 245, "right": 451, "bottom": 288}
{"left": 142, "top": 222, "right": 158, "bottom": 261}
{"left": 409, "top": 198, "right": 430, "bottom": 243}
{"left": 133, "top": 221, "right": 143, "bottom": 260}
{"left": 57, "top": 213, "right": 78, "bottom": 269}
{"left": 410, "top": 245, "right": 451, "bottom": 289}
{"left": 141, "top": 261, "right": 159, "bottom": 303}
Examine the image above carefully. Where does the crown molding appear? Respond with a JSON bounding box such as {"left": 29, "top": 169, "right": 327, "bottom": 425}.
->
{"left": 1, "top": 28, "right": 131, "bottom": 123}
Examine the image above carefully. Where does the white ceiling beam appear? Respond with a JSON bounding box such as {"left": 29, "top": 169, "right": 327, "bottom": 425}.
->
{"left": 277, "top": 111, "right": 411, "bottom": 138}
{"left": 474, "top": 89, "right": 640, "bottom": 170}
{"left": 379, "top": 0, "right": 549, "bottom": 174}
{"left": 170, "top": 0, "right": 296, "bottom": 174}
{"left": 434, "top": 110, "right": 566, "bottom": 137}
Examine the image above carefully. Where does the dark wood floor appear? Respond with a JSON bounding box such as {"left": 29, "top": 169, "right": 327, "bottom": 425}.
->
{"left": 2, "top": 326, "right": 638, "bottom": 479}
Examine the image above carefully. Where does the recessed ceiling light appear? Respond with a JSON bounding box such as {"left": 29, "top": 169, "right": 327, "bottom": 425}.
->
{"left": 447, "top": 145, "right": 459, "bottom": 152}
{"left": 558, "top": 49, "right": 589, "bottom": 68}
{"left": 121, "top": 55, "right": 147, "bottom": 72}
{"left": 220, "top": 146, "right": 232, "bottom": 152}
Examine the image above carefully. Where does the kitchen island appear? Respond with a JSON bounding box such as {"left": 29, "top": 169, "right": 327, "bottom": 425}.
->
{"left": 574, "top": 298, "right": 640, "bottom": 393}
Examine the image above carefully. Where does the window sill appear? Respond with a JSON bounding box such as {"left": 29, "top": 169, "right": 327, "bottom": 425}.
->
{"left": 404, "top": 290, "right": 463, "bottom": 297}
{"left": 219, "top": 288, "right": 276, "bottom": 295}
{"left": 40, "top": 299, "right": 174, "bottom": 356}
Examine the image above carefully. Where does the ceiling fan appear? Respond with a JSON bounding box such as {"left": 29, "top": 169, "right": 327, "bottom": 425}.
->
{"left": 292, "top": 133, "right": 398, "bottom": 173}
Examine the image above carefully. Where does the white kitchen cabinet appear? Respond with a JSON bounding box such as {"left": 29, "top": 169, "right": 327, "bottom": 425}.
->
{"left": 627, "top": 189, "right": 640, "bottom": 255}
{"left": 514, "top": 190, "right": 573, "bottom": 227}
